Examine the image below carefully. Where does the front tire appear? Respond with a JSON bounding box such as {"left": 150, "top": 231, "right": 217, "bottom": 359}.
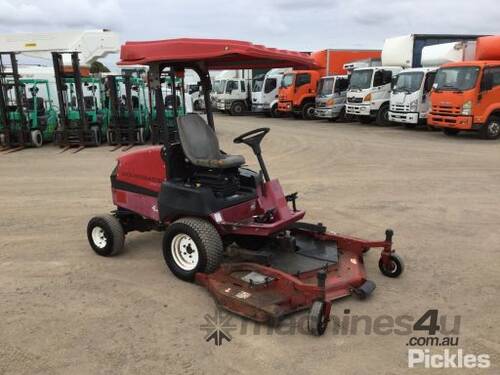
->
{"left": 308, "top": 301, "right": 329, "bottom": 336}
{"left": 87, "top": 214, "right": 125, "bottom": 256}
{"left": 230, "top": 102, "right": 245, "bottom": 116}
{"left": 376, "top": 104, "right": 391, "bottom": 126}
{"left": 379, "top": 254, "right": 404, "bottom": 278}
{"left": 270, "top": 104, "right": 280, "bottom": 118}
{"left": 163, "top": 217, "right": 223, "bottom": 281}
{"left": 302, "top": 102, "right": 315, "bottom": 120}
{"left": 30, "top": 130, "right": 43, "bottom": 147}
{"left": 479, "top": 117, "right": 500, "bottom": 140}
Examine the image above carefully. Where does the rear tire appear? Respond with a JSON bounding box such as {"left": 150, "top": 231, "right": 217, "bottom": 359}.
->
{"left": 376, "top": 104, "right": 391, "bottom": 126}
{"left": 30, "top": 130, "right": 43, "bottom": 147}
{"left": 479, "top": 117, "right": 500, "bottom": 140}
{"left": 87, "top": 214, "right": 125, "bottom": 256}
{"left": 302, "top": 102, "right": 315, "bottom": 120}
{"left": 163, "top": 217, "right": 223, "bottom": 281}
{"left": 230, "top": 102, "right": 245, "bottom": 116}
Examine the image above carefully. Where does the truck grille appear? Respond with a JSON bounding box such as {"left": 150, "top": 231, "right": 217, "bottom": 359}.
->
{"left": 432, "top": 104, "right": 461, "bottom": 116}
{"left": 347, "top": 97, "right": 362, "bottom": 104}
{"left": 391, "top": 104, "right": 410, "bottom": 112}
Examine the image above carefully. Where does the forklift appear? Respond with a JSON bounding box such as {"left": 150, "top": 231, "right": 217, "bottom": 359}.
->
{"left": 149, "top": 71, "right": 186, "bottom": 144}
{"left": 106, "top": 71, "right": 150, "bottom": 151}
{"left": 52, "top": 52, "right": 108, "bottom": 152}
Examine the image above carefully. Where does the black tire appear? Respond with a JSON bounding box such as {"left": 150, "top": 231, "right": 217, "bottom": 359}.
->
{"left": 358, "top": 116, "right": 374, "bottom": 124}
{"left": 270, "top": 104, "right": 280, "bottom": 118}
{"left": 230, "top": 102, "right": 245, "bottom": 116}
{"left": 479, "top": 117, "right": 500, "bottom": 140}
{"left": 378, "top": 254, "right": 404, "bottom": 278}
{"left": 443, "top": 128, "right": 460, "bottom": 136}
{"left": 90, "top": 126, "right": 101, "bottom": 146}
{"left": 234, "top": 235, "right": 269, "bottom": 251}
{"left": 376, "top": 104, "right": 391, "bottom": 126}
{"left": 87, "top": 214, "right": 125, "bottom": 257}
{"left": 308, "top": 301, "right": 329, "bottom": 336}
{"left": 163, "top": 217, "right": 223, "bottom": 281}
{"left": 302, "top": 102, "right": 315, "bottom": 120}
{"left": 30, "top": 130, "right": 43, "bottom": 147}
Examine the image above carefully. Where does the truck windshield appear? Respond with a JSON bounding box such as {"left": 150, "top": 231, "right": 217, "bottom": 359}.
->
{"left": 318, "top": 78, "right": 334, "bottom": 96}
{"left": 393, "top": 72, "right": 424, "bottom": 93}
{"left": 349, "top": 69, "right": 373, "bottom": 90}
{"left": 434, "top": 67, "right": 480, "bottom": 92}
{"left": 253, "top": 78, "right": 263, "bottom": 92}
{"left": 281, "top": 74, "right": 294, "bottom": 88}
{"left": 214, "top": 80, "right": 225, "bottom": 94}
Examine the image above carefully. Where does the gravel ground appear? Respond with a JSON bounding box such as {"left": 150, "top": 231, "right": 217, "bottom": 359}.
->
{"left": 0, "top": 114, "right": 499, "bottom": 374}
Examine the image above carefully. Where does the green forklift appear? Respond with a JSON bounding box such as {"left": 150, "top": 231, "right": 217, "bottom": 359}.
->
{"left": 52, "top": 52, "right": 109, "bottom": 152}
{"left": 0, "top": 53, "right": 57, "bottom": 151}
{"left": 149, "top": 71, "right": 186, "bottom": 144}
{"left": 106, "top": 71, "right": 150, "bottom": 151}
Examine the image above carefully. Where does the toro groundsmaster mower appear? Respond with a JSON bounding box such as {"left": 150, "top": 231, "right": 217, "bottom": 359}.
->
{"left": 106, "top": 72, "right": 150, "bottom": 151}
{"left": 87, "top": 39, "right": 404, "bottom": 336}
{"left": 52, "top": 52, "right": 108, "bottom": 152}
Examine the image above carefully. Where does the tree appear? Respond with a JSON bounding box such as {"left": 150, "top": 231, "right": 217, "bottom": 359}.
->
{"left": 90, "top": 61, "right": 110, "bottom": 73}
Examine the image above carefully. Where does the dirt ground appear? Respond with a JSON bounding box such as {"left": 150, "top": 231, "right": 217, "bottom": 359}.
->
{"left": 1, "top": 114, "right": 499, "bottom": 375}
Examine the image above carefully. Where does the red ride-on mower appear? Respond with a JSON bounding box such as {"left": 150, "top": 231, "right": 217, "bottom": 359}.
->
{"left": 87, "top": 39, "right": 404, "bottom": 336}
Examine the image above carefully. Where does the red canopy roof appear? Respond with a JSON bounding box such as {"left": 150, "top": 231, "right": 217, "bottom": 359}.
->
{"left": 119, "top": 38, "right": 317, "bottom": 70}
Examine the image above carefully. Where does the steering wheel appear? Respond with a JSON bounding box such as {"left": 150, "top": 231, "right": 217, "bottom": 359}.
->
{"left": 233, "top": 128, "right": 270, "bottom": 151}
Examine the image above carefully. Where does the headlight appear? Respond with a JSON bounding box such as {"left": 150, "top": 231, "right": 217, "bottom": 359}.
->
{"left": 326, "top": 98, "right": 335, "bottom": 106}
{"left": 363, "top": 93, "right": 372, "bottom": 102}
{"left": 409, "top": 99, "right": 418, "bottom": 112}
{"left": 461, "top": 100, "right": 472, "bottom": 115}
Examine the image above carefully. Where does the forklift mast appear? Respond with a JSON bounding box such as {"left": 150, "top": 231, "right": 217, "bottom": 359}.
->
{"left": 0, "top": 52, "right": 29, "bottom": 148}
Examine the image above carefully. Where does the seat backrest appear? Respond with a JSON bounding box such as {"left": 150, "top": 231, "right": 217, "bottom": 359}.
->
{"left": 177, "top": 113, "right": 221, "bottom": 165}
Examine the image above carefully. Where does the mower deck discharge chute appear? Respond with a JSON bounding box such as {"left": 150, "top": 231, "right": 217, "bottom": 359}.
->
{"left": 87, "top": 38, "right": 404, "bottom": 336}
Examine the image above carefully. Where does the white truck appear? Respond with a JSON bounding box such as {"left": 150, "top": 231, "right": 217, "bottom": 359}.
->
{"left": 345, "top": 65, "right": 402, "bottom": 125}
{"left": 251, "top": 68, "right": 290, "bottom": 117}
{"left": 213, "top": 69, "right": 253, "bottom": 115}
{"left": 383, "top": 35, "right": 480, "bottom": 127}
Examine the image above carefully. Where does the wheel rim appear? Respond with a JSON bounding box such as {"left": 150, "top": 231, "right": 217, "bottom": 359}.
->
{"left": 171, "top": 233, "right": 199, "bottom": 271}
{"left": 307, "top": 106, "right": 315, "bottom": 118}
{"left": 488, "top": 121, "right": 500, "bottom": 137}
{"left": 91, "top": 226, "right": 107, "bottom": 249}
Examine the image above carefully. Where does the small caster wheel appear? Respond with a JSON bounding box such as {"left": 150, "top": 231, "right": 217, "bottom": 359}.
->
{"left": 308, "top": 301, "right": 330, "bottom": 336}
{"left": 379, "top": 254, "right": 404, "bottom": 278}
{"left": 87, "top": 214, "right": 124, "bottom": 256}
{"left": 353, "top": 280, "right": 376, "bottom": 300}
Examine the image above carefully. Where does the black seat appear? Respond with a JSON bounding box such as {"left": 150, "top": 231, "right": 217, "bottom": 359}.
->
{"left": 177, "top": 113, "right": 245, "bottom": 169}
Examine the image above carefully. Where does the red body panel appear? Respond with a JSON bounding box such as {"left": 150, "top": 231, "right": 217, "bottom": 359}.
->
{"left": 119, "top": 38, "right": 318, "bottom": 70}
{"left": 116, "top": 146, "right": 166, "bottom": 193}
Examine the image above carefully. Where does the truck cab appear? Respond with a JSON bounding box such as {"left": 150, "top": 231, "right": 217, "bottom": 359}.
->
{"left": 314, "top": 75, "right": 349, "bottom": 121}
{"left": 215, "top": 78, "right": 250, "bottom": 115}
{"left": 345, "top": 66, "right": 402, "bottom": 124}
{"left": 389, "top": 67, "right": 437, "bottom": 127}
{"left": 428, "top": 61, "right": 500, "bottom": 139}
{"left": 278, "top": 70, "right": 320, "bottom": 120}
{"left": 252, "top": 68, "right": 289, "bottom": 117}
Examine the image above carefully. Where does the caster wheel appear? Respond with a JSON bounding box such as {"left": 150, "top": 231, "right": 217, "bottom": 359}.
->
{"left": 353, "top": 280, "right": 376, "bottom": 300}
{"left": 308, "top": 301, "right": 330, "bottom": 336}
{"left": 379, "top": 254, "right": 404, "bottom": 278}
{"left": 87, "top": 214, "right": 125, "bottom": 256}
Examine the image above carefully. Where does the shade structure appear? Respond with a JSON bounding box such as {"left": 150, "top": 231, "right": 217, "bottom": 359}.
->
{"left": 119, "top": 38, "right": 318, "bottom": 70}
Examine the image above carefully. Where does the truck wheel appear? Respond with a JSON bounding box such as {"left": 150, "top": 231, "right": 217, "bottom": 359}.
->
{"left": 87, "top": 214, "right": 125, "bottom": 256}
{"left": 163, "top": 217, "right": 223, "bottom": 281}
{"left": 479, "top": 117, "right": 500, "bottom": 140}
{"left": 443, "top": 128, "right": 460, "bottom": 136}
{"left": 230, "top": 102, "right": 244, "bottom": 116}
{"left": 30, "top": 130, "right": 43, "bottom": 147}
{"left": 358, "top": 116, "right": 374, "bottom": 124}
{"left": 302, "top": 103, "right": 315, "bottom": 120}
{"left": 270, "top": 104, "right": 280, "bottom": 118}
{"left": 376, "top": 104, "right": 391, "bottom": 126}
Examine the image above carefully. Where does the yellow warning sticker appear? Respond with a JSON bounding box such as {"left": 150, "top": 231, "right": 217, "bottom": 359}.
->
{"left": 25, "top": 43, "right": 37, "bottom": 48}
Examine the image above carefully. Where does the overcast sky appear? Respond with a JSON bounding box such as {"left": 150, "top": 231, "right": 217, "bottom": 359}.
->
{"left": 1, "top": 0, "right": 498, "bottom": 67}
